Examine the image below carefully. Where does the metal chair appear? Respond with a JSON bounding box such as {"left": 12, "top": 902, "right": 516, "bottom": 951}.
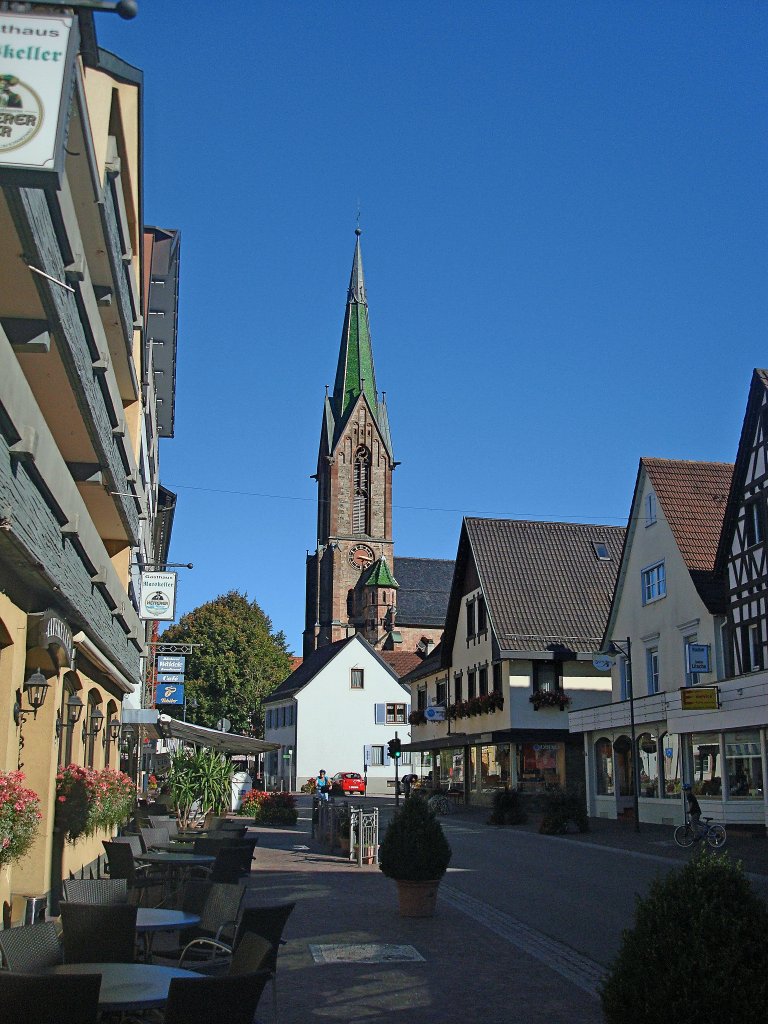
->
{"left": 60, "top": 902, "right": 138, "bottom": 963}
{"left": 179, "top": 902, "right": 295, "bottom": 1024}
{"left": 0, "top": 920, "right": 62, "bottom": 971}
{"left": 165, "top": 969, "right": 271, "bottom": 1024}
{"left": 0, "top": 971, "right": 100, "bottom": 1024}
{"left": 62, "top": 878, "right": 128, "bottom": 905}
{"left": 153, "top": 881, "right": 245, "bottom": 966}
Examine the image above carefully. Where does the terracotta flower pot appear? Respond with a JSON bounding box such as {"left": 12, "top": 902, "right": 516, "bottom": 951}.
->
{"left": 395, "top": 878, "right": 441, "bottom": 917}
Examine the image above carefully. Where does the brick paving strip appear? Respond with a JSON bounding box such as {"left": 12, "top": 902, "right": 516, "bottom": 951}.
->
{"left": 440, "top": 884, "right": 607, "bottom": 998}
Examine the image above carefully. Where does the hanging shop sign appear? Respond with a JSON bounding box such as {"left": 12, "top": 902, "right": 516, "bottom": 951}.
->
{"left": 155, "top": 683, "right": 184, "bottom": 706}
{"left": 157, "top": 672, "right": 185, "bottom": 684}
{"left": 139, "top": 572, "right": 177, "bottom": 621}
{"left": 680, "top": 686, "right": 720, "bottom": 711}
{"left": 157, "top": 655, "right": 186, "bottom": 673}
{"left": 425, "top": 705, "right": 446, "bottom": 721}
{"left": 0, "top": 11, "right": 79, "bottom": 185}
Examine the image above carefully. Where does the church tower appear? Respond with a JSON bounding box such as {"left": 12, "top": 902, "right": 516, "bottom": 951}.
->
{"left": 303, "top": 231, "right": 399, "bottom": 657}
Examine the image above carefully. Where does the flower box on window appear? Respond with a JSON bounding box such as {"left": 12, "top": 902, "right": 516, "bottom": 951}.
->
{"left": 529, "top": 689, "right": 571, "bottom": 711}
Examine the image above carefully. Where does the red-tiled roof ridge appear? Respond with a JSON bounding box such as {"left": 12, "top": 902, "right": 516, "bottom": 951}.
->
{"left": 642, "top": 458, "right": 733, "bottom": 572}
{"left": 379, "top": 651, "right": 424, "bottom": 678}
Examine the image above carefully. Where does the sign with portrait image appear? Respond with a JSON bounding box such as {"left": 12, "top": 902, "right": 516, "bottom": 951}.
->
{"left": 0, "top": 11, "right": 78, "bottom": 181}
{"left": 139, "top": 571, "right": 178, "bottom": 622}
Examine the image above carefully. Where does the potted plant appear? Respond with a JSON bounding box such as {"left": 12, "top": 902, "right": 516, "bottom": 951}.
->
{"left": 0, "top": 770, "right": 42, "bottom": 869}
{"left": 378, "top": 795, "right": 452, "bottom": 917}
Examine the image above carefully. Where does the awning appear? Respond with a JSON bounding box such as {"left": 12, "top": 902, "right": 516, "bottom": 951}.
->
{"left": 156, "top": 714, "right": 280, "bottom": 755}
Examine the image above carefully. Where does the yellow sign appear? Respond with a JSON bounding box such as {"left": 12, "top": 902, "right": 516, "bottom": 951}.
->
{"left": 680, "top": 687, "right": 719, "bottom": 711}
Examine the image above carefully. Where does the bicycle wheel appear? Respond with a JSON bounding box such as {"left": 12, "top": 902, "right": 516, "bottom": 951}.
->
{"left": 674, "top": 824, "right": 695, "bottom": 848}
{"left": 706, "top": 824, "right": 727, "bottom": 849}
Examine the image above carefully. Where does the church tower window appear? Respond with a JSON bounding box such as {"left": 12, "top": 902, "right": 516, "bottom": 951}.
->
{"left": 353, "top": 445, "right": 371, "bottom": 534}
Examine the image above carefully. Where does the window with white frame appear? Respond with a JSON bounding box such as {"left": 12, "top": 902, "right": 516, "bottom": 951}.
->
{"left": 646, "top": 492, "right": 657, "bottom": 526}
{"left": 386, "top": 703, "right": 406, "bottom": 724}
{"left": 351, "top": 668, "right": 364, "bottom": 689}
{"left": 646, "top": 648, "right": 660, "bottom": 694}
{"left": 370, "top": 745, "right": 384, "bottom": 766}
{"left": 642, "top": 561, "right": 666, "bottom": 603}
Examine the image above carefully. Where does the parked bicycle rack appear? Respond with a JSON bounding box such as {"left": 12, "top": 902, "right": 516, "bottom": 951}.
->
{"left": 313, "top": 799, "right": 379, "bottom": 866}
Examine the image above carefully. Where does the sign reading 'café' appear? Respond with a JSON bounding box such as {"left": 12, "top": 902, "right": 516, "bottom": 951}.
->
{"left": 0, "top": 12, "right": 78, "bottom": 179}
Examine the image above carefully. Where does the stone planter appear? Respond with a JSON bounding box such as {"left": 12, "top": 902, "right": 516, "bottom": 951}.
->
{"left": 395, "top": 878, "right": 441, "bottom": 917}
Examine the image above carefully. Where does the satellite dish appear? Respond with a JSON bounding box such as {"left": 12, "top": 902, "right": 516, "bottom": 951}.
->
{"left": 216, "top": 718, "right": 232, "bottom": 733}
{"left": 592, "top": 656, "right": 613, "bottom": 672}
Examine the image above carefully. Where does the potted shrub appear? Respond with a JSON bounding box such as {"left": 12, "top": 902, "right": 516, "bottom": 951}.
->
{"left": 378, "top": 795, "right": 451, "bottom": 917}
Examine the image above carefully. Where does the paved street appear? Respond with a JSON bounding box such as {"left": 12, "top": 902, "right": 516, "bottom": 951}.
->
{"left": 239, "top": 798, "right": 768, "bottom": 1024}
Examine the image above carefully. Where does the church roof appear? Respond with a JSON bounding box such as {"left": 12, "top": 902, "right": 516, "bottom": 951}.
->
{"left": 364, "top": 557, "right": 399, "bottom": 589}
{"left": 329, "top": 231, "right": 393, "bottom": 456}
{"left": 393, "top": 557, "right": 454, "bottom": 627}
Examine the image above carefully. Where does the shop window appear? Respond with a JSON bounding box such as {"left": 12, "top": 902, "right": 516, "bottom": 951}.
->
{"left": 594, "top": 738, "right": 614, "bottom": 796}
{"left": 613, "top": 735, "right": 634, "bottom": 796}
{"left": 479, "top": 744, "right": 509, "bottom": 792}
{"left": 518, "top": 742, "right": 562, "bottom": 792}
{"left": 637, "top": 732, "right": 659, "bottom": 797}
{"left": 691, "top": 733, "right": 722, "bottom": 796}
{"left": 725, "top": 731, "right": 763, "bottom": 800}
{"left": 660, "top": 732, "right": 682, "bottom": 797}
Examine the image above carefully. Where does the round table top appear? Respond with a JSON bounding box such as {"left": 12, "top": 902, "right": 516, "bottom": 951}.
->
{"left": 135, "top": 908, "right": 201, "bottom": 933}
{"left": 45, "top": 962, "right": 201, "bottom": 1011}
{"left": 137, "top": 851, "right": 215, "bottom": 866}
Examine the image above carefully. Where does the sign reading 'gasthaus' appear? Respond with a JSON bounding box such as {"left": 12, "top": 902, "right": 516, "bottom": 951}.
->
{"left": 139, "top": 572, "right": 178, "bottom": 622}
{"left": 0, "top": 12, "right": 75, "bottom": 172}
{"left": 679, "top": 687, "right": 720, "bottom": 711}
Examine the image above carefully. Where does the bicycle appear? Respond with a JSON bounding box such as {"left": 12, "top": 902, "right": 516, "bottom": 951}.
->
{"left": 673, "top": 815, "right": 727, "bottom": 849}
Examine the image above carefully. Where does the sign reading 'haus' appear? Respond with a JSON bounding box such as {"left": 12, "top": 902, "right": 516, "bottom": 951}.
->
{"left": 0, "top": 12, "right": 78, "bottom": 180}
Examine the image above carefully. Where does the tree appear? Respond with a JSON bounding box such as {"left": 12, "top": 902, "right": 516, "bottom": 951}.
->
{"left": 160, "top": 591, "right": 292, "bottom": 734}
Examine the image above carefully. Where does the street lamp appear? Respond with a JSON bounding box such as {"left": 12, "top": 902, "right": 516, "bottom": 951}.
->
{"left": 82, "top": 705, "right": 104, "bottom": 744}
{"left": 55, "top": 692, "right": 84, "bottom": 738}
{"left": 13, "top": 668, "right": 52, "bottom": 770}
{"left": 606, "top": 638, "right": 641, "bottom": 834}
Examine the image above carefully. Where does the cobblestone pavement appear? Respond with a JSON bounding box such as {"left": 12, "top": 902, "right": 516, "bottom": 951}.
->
{"left": 237, "top": 798, "right": 766, "bottom": 1024}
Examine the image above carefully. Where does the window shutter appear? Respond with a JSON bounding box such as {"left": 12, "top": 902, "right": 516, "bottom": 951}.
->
{"left": 363, "top": 744, "right": 372, "bottom": 768}
{"left": 374, "top": 703, "right": 386, "bottom": 724}
{"left": 406, "top": 703, "right": 411, "bottom": 718}
{"left": 383, "top": 745, "right": 391, "bottom": 766}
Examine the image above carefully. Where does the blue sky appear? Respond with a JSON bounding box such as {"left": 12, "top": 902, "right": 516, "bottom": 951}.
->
{"left": 98, "top": 2, "right": 768, "bottom": 654}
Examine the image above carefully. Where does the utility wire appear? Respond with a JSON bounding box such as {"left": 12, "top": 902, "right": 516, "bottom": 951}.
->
{"left": 167, "top": 482, "right": 632, "bottom": 524}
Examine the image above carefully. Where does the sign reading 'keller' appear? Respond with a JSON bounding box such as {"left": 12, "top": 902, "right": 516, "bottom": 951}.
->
{"left": 0, "top": 12, "right": 78, "bottom": 179}
{"left": 139, "top": 572, "right": 178, "bottom": 622}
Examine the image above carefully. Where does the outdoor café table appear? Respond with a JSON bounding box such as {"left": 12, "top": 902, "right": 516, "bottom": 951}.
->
{"left": 135, "top": 908, "right": 201, "bottom": 960}
{"left": 43, "top": 962, "right": 200, "bottom": 1012}
{"left": 136, "top": 851, "right": 215, "bottom": 901}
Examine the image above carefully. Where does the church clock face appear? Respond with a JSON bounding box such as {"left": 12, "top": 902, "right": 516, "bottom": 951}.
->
{"left": 348, "top": 543, "right": 375, "bottom": 570}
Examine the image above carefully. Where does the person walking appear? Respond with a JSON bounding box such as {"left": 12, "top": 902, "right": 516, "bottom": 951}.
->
{"left": 316, "top": 769, "right": 330, "bottom": 801}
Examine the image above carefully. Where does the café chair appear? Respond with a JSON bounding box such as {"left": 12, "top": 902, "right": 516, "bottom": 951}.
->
{"left": 139, "top": 826, "right": 172, "bottom": 852}
{"left": 149, "top": 814, "right": 178, "bottom": 836}
{"left": 0, "top": 920, "right": 62, "bottom": 972}
{"left": 103, "top": 840, "right": 169, "bottom": 905}
{"left": 62, "top": 878, "right": 128, "bottom": 905}
{"left": 0, "top": 971, "right": 100, "bottom": 1024}
{"left": 164, "top": 969, "right": 271, "bottom": 1024}
{"left": 179, "top": 902, "right": 295, "bottom": 1023}
{"left": 152, "top": 881, "right": 244, "bottom": 966}
{"left": 60, "top": 902, "right": 138, "bottom": 963}
{"left": 109, "top": 834, "right": 143, "bottom": 857}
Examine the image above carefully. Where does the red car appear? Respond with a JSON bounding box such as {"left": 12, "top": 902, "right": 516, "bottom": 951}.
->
{"left": 331, "top": 771, "right": 365, "bottom": 796}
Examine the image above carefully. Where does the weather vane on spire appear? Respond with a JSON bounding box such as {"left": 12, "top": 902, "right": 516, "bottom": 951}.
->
{"left": 356, "top": 201, "right": 361, "bottom": 236}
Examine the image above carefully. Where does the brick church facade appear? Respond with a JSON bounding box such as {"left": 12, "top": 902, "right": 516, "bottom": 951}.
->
{"left": 303, "top": 232, "right": 452, "bottom": 660}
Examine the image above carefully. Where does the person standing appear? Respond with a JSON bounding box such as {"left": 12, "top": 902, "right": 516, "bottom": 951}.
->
{"left": 316, "top": 769, "right": 330, "bottom": 801}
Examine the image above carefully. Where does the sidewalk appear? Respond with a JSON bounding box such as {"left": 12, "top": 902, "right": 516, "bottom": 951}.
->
{"left": 239, "top": 800, "right": 766, "bottom": 1024}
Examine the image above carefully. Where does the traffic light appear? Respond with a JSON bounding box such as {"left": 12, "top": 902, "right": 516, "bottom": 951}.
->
{"left": 387, "top": 737, "right": 402, "bottom": 760}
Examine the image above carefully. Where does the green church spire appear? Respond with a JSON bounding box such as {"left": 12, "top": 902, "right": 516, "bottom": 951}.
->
{"left": 333, "top": 229, "right": 379, "bottom": 421}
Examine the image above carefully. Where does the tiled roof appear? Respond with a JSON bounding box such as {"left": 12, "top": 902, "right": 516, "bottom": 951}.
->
{"left": 379, "top": 650, "right": 423, "bottom": 678}
{"left": 265, "top": 634, "right": 400, "bottom": 703}
{"left": 393, "top": 557, "right": 454, "bottom": 627}
{"left": 643, "top": 459, "right": 732, "bottom": 573}
{"left": 400, "top": 643, "right": 444, "bottom": 685}
{"left": 465, "top": 518, "right": 625, "bottom": 653}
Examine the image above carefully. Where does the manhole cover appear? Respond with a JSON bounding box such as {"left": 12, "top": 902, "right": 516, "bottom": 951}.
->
{"left": 310, "top": 943, "right": 425, "bottom": 964}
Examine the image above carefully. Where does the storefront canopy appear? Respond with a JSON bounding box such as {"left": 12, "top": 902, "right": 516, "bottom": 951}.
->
{"left": 154, "top": 714, "right": 280, "bottom": 755}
